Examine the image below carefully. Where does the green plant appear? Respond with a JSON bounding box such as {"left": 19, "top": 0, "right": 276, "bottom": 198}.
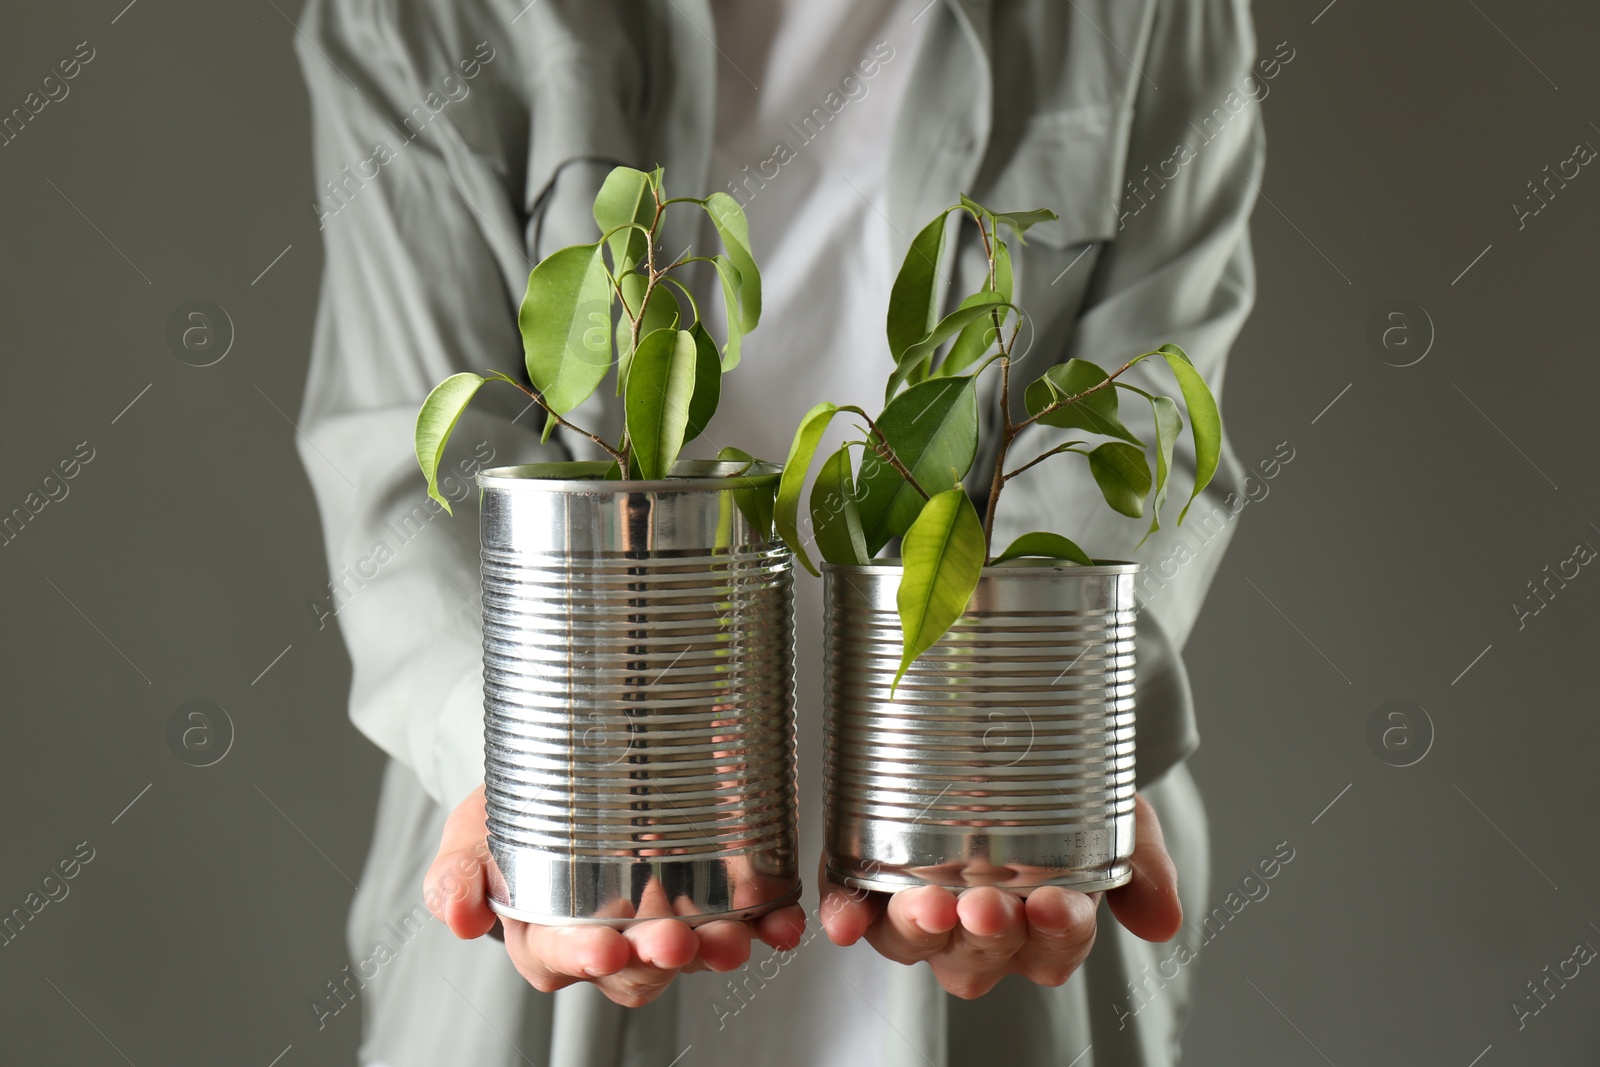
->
{"left": 775, "top": 196, "right": 1222, "bottom": 687}
{"left": 414, "top": 165, "right": 763, "bottom": 510}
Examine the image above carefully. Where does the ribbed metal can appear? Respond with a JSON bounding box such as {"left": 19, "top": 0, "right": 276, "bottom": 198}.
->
{"left": 477, "top": 460, "right": 799, "bottom": 926}
{"left": 823, "top": 559, "right": 1139, "bottom": 894}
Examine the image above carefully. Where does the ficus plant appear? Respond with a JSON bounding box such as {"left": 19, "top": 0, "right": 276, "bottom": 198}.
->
{"left": 414, "top": 165, "right": 763, "bottom": 510}
{"left": 775, "top": 195, "right": 1223, "bottom": 688}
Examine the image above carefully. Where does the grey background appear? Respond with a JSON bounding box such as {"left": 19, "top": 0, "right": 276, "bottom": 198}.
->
{"left": 1, "top": 1, "right": 1596, "bottom": 1065}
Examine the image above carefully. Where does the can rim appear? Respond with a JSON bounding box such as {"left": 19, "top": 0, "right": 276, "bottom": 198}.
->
{"left": 477, "top": 459, "right": 781, "bottom": 493}
{"left": 822, "top": 557, "right": 1142, "bottom": 577}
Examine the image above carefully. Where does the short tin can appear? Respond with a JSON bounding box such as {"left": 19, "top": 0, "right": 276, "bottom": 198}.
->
{"left": 823, "top": 559, "right": 1139, "bottom": 894}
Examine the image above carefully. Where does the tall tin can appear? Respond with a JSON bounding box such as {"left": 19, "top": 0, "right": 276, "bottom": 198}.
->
{"left": 477, "top": 460, "right": 799, "bottom": 926}
{"left": 823, "top": 559, "right": 1139, "bottom": 894}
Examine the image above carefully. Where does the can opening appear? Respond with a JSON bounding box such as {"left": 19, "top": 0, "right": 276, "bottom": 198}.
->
{"left": 478, "top": 459, "right": 781, "bottom": 493}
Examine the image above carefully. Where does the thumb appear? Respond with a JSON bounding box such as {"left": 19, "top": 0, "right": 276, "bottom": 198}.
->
{"left": 424, "top": 784, "right": 498, "bottom": 939}
{"left": 1106, "top": 793, "right": 1183, "bottom": 943}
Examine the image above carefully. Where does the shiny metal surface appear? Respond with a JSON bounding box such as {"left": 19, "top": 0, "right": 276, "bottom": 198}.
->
{"left": 478, "top": 460, "right": 800, "bottom": 926}
{"left": 823, "top": 559, "right": 1139, "bottom": 893}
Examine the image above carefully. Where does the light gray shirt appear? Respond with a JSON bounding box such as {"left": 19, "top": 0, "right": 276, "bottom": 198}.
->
{"left": 292, "top": 1, "right": 1264, "bottom": 1064}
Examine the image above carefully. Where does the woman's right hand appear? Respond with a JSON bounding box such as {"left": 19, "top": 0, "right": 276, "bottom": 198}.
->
{"left": 424, "top": 785, "right": 807, "bottom": 1007}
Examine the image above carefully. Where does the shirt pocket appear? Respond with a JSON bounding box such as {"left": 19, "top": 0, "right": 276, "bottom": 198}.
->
{"left": 979, "top": 104, "right": 1128, "bottom": 250}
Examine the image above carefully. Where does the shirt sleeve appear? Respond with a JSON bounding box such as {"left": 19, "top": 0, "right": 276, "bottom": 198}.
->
{"left": 292, "top": 0, "right": 555, "bottom": 809}
{"left": 996, "top": 0, "right": 1265, "bottom": 787}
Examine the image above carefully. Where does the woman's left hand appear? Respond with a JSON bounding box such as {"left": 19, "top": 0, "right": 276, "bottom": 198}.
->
{"left": 817, "top": 793, "right": 1183, "bottom": 999}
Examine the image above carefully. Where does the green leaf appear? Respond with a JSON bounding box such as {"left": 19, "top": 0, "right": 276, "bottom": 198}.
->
{"left": 625, "top": 328, "right": 698, "bottom": 480}
{"left": 716, "top": 444, "right": 758, "bottom": 473}
{"left": 415, "top": 372, "right": 487, "bottom": 514}
{"left": 704, "top": 193, "right": 761, "bottom": 332}
{"left": 931, "top": 331, "right": 982, "bottom": 378}
{"left": 592, "top": 166, "right": 655, "bottom": 275}
{"left": 520, "top": 242, "right": 614, "bottom": 438}
{"left": 857, "top": 377, "right": 980, "bottom": 555}
{"left": 1087, "top": 441, "right": 1151, "bottom": 518}
{"left": 811, "top": 445, "right": 870, "bottom": 566}
{"left": 958, "top": 195, "right": 1057, "bottom": 244}
{"left": 775, "top": 402, "right": 849, "bottom": 576}
{"left": 714, "top": 479, "right": 735, "bottom": 550}
{"left": 992, "top": 208, "right": 1059, "bottom": 243}
{"left": 894, "top": 488, "right": 986, "bottom": 690}
{"left": 887, "top": 291, "right": 1008, "bottom": 400}
{"left": 934, "top": 235, "right": 1015, "bottom": 380}
{"left": 936, "top": 298, "right": 1008, "bottom": 379}
{"left": 614, "top": 274, "right": 680, "bottom": 394}
{"left": 991, "top": 531, "right": 1093, "bottom": 567}
{"left": 717, "top": 446, "right": 776, "bottom": 542}
{"left": 1141, "top": 395, "right": 1183, "bottom": 544}
{"left": 1024, "top": 359, "right": 1143, "bottom": 445}
{"left": 684, "top": 322, "right": 722, "bottom": 444}
{"left": 709, "top": 254, "right": 745, "bottom": 370}
{"left": 886, "top": 209, "right": 954, "bottom": 363}
{"left": 1156, "top": 344, "right": 1222, "bottom": 522}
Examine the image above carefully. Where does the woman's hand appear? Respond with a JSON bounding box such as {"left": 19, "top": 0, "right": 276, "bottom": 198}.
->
{"left": 818, "top": 793, "right": 1183, "bottom": 999}
{"left": 425, "top": 785, "right": 807, "bottom": 1008}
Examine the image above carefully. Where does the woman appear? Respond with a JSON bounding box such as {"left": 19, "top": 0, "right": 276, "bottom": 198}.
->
{"left": 293, "top": 0, "right": 1262, "bottom": 1063}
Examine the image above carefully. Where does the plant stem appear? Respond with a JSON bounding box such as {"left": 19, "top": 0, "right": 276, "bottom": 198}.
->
{"left": 1003, "top": 443, "right": 1080, "bottom": 482}
{"left": 971, "top": 216, "right": 1007, "bottom": 358}
{"left": 984, "top": 355, "right": 1139, "bottom": 552}
{"left": 618, "top": 186, "right": 671, "bottom": 473}
{"left": 498, "top": 377, "right": 628, "bottom": 468}
{"left": 974, "top": 207, "right": 1019, "bottom": 558}
{"left": 982, "top": 354, "right": 1012, "bottom": 556}
{"left": 853, "top": 407, "right": 931, "bottom": 501}
{"left": 1014, "top": 356, "right": 1143, "bottom": 433}
{"left": 975, "top": 214, "right": 996, "bottom": 291}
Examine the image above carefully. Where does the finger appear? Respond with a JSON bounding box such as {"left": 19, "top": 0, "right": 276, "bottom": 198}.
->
{"left": 930, "top": 888, "right": 1029, "bottom": 999}
{"left": 506, "top": 923, "right": 631, "bottom": 993}
{"left": 817, "top": 857, "right": 880, "bottom": 947}
{"left": 1107, "top": 794, "right": 1183, "bottom": 943}
{"left": 500, "top": 919, "right": 575, "bottom": 993}
{"left": 590, "top": 921, "right": 699, "bottom": 1008}
{"left": 864, "top": 886, "right": 958, "bottom": 964}
{"left": 754, "top": 904, "right": 807, "bottom": 952}
{"left": 423, "top": 785, "right": 496, "bottom": 939}
{"left": 593, "top": 962, "right": 682, "bottom": 1008}
{"left": 692, "top": 920, "right": 754, "bottom": 972}
{"left": 627, "top": 918, "right": 700, "bottom": 970}
{"left": 1014, "top": 887, "right": 1099, "bottom": 986}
